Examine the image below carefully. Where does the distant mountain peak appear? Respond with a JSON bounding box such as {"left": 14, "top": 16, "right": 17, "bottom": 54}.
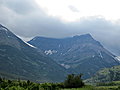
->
{"left": 83, "top": 33, "right": 92, "bottom": 37}
{"left": 73, "top": 33, "right": 91, "bottom": 37}
{"left": 32, "top": 34, "right": 93, "bottom": 41}
{"left": 73, "top": 33, "right": 93, "bottom": 39}
{"left": 0, "top": 24, "right": 34, "bottom": 49}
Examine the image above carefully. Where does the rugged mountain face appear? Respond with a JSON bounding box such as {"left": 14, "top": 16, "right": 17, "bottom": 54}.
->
{"left": 28, "top": 34, "right": 120, "bottom": 79}
{"left": 86, "top": 65, "right": 120, "bottom": 83}
{"left": 0, "top": 24, "right": 67, "bottom": 82}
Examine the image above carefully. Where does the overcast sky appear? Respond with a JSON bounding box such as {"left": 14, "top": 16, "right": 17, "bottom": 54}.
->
{"left": 0, "top": 0, "right": 120, "bottom": 55}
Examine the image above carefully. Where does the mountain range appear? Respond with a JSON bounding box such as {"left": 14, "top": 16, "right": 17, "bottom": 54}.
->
{"left": 0, "top": 24, "right": 120, "bottom": 82}
{"left": 28, "top": 34, "right": 120, "bottom": 79}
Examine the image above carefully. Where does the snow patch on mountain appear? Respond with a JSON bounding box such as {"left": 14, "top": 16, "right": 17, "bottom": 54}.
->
{"left": 98, "top": 51, "right": 103, "bottom": 58}
{"left": 44, "top": 50, "right": 57, "bottom": 55}
{"left": 23, "top": 40, "right": 36, "bottom": 48}
{"left": 115, "top": 56, "right": 120, "bottom": 61}
{"left": 61, "top": 64, "right": 70, "bottom": 69}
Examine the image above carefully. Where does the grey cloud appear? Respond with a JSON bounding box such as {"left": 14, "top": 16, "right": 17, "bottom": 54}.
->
{"left": 2, "top": 0, "right": 37, "bottom": 14}
{"left": 0, "top": 0, "right": 120, "bottom": 56}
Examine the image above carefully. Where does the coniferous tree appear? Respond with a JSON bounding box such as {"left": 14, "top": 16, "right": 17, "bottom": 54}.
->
{"left": 64, "top": 74, "right": 84, "bottom": 88}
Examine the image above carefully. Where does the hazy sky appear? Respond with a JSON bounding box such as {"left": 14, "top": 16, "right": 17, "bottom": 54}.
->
{"left": 0, "top": 0, "right": 120, "bottom": 55}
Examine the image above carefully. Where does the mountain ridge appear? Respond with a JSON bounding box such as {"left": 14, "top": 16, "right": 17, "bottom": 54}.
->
{"left": 0, "top": 24, "right": 67, "bottom": 82}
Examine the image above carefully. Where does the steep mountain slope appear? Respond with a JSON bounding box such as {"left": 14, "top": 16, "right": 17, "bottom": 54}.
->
{"left": 0, "top": 24, "right": 67, "bottom": 82}
{"left": 28, "top": 34, "right": 120, "bottom": 79}
{"left": 86, "top": 65, "right": 120, "bottom": 83}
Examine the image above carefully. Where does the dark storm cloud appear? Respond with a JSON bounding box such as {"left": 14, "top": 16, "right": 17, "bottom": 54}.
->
{"left": 0, "top": 0, "right": 120, "bottom": 55}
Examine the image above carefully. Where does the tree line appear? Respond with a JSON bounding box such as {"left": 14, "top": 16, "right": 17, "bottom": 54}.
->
{"left": 0, "top": 74, "right": 84, "bottom": 90}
